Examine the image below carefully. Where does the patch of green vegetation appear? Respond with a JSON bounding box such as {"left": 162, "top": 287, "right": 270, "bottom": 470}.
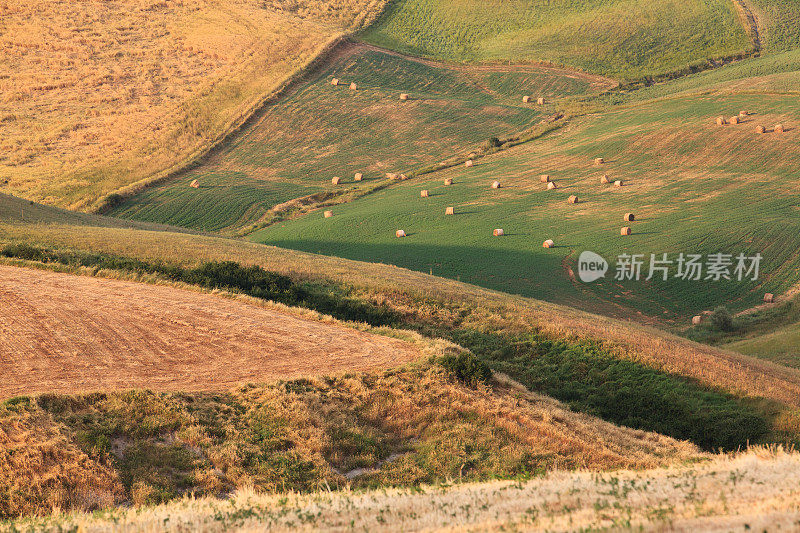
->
{"left": 437, "top": 352, "right": 492, "bottom": 387}
{"left": 361, "top": 0, "right": 751, "bottom": 81}
{"left": 450, "top": 330, "right": 769, "bottom": 451}
{"left": 752, "top": 0, "right": 800, "bottom": 52}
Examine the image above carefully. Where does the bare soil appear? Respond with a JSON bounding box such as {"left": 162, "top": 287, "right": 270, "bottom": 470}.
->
{"left": 0, "top": 266, "right": 420, "bottom": 398}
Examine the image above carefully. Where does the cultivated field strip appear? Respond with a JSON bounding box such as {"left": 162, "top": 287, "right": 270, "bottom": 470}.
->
{"left": 0, "top": 265, "right": 420, "bottom": 398}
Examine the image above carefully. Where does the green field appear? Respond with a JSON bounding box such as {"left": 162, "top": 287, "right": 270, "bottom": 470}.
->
{"left": 251, "top": 91, "right": 800, "bottom": 322}
{"left": 110, "top": 48, "right": 605, "bottom": 232}
{"left": 360, "top": 0, "right": 752, "bottom": 80}
{"left": 729, "top": 324, "right": 800, "bottom": 367}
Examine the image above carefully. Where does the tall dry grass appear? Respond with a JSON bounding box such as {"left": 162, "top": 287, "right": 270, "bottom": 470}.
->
{"left": 8, "top": 447, "right": 800, "bottom": 531}
{"left": 0, "top": 365, "right": 699, "bottom": 519}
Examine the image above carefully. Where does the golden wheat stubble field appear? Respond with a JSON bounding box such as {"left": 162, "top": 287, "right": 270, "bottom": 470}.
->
{"left": 0, "top": 0, "right": 385, "bottom": 210}
{"left": 0, "top": 265, "right": 420, "bottom": 398}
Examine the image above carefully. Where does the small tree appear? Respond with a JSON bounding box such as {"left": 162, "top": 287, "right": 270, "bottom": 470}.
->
{"left": 487, "top": 136, "right": 502, "bottom": 149}
{"left": 710, "top": 306, "right": 734, "bottom": 332}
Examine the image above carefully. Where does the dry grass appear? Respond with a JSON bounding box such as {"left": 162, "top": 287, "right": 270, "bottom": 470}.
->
{"left": 4, "top": 222, "right": 800, "bottom": 413}
{"left": 0, "top": 0, "right": 386, "bottom": 210}
{"left": 0, "top": 405, "right": 124, "bottom": 518}
{"left": 0, "top": 365, "right": 700, "bottom": 520}
{"left": 0, "top": 264, "right": 422, "bottom": 399}
{"left": 11, "top": 447, "right": 800, "bottom": 531}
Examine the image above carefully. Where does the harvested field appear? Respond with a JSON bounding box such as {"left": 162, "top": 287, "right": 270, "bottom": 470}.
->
{"left": 0, "top": 0, "right": 385, "bottom": 210}
{"left": 0, "top": 266, "right": 420, "bottom": 398}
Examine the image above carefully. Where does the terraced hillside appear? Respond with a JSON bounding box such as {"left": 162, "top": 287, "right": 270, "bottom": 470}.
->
{"left": 109, "top": 43, "right": 613, "bottom": 232}
{"left": 361, "top": 0, "right": 753, "bottom": 80}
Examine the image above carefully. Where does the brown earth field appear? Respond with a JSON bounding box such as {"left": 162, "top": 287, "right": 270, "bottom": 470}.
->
{"left": 0, "top": 265, "right": 420, "bottom": 399}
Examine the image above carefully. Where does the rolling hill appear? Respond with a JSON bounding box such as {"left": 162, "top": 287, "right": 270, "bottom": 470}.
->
{"left": 360, "top": 0, "right": 754, "bottom": 80}
{"left": 109, "top": 42, "right": 613, "bottom": 232}
{"left": 0, "top": 0, "right": 386, "bottom": 210}
{"left": 4, "top": 0, "right": 800, "bottom": 527}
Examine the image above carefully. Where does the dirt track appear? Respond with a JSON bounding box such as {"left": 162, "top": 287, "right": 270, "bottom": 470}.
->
{"left": 0, "top": 266, "right": 420, "bottom": 398}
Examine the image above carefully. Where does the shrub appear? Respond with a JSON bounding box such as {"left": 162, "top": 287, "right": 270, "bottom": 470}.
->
{"left": 710, "top": 306, "right": 735, "bottom": 332}
{"left": 438, "top": 352, "right": 492, "bottom": 387}
{"left": 487, "top": 136, "right": 502, "bottom": 148}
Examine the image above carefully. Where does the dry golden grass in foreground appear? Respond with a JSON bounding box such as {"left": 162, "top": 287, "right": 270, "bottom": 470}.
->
{"left": 11, "top": 448, "right": 800, "bottom": 532}
{"left": 0, "top": 264, "right": 425, "bottom": 399}
{"left": 0, "top": 367, "right": 699, "bottom": 520}
{"left": 4, "top": 222, "right": 800, "bottom": 414}
{"left": 0, "top": 0, "right": 385, "bottom": 210}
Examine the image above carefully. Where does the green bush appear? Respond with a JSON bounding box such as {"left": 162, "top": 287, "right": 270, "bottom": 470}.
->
{"left": 710, "top": 306, "right": 735, "bottom": 332}
{"left": 438, "top": 352, "right": 492, "bottom": 387}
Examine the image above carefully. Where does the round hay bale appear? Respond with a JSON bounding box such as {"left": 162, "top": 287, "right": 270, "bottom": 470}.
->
{"left": 537, "top": 97, "right": 545, "bottom": 105}
{"left": 349, "top": 82, "right": 357, "bottom": 90}
{"left": 493, "top": 228, "right": 504, "bottom": 237}
{"left": 756, "top": 125, "right": 766, "bottom": 134}
{"left": 331, "top": 78, "right": 339, "bottom": 86}
{"left": 540, "top": 174, "right": 550, "bottom": 183}
{"left": 323, "top": 210, "right": 333, "bottom": 218}
{"left": 491, "top": 181, "right": 501, "bottom": 189}
{"left": 465, "top": 160, "right": 473, "bottom": 167}
{"left": 716, "top": 116, "right": 726, "bottom": 126}
{"left": 445, "top": 206, "right": 454, "bottom": 215}
{"left": 594, "top": 157, "right": 604, "bottom": 165}
{"left": 614, "top": 180, "right": 623, "bottom": 187}
{"left": 568, "top": 195, "right": 578, "bottom": 204}
{"left": 522, "top": 95, "right": 531, "bottom": 103}
{"left": 189, "top": 179, "right": 199, "bottom": 188}
{"left": 444, "top": 178, "right": 453, "bottom": 185}
{"left": 331, "top": 176, "right": 340, "bottom": 185}
{"left": 624, "top": 212, "right": 635, "bottom": 222}
{"left": 547, "top": 182, "right": 556, "bottom": 190}
{"left": 620, "top": 226, "right": 632, "bottom": 236}
{"left": 420, "top": 190, "right": 429, "bottom": 198}
{"left": 730, "top": 116, "right": 739, "bottom": 125}
{"left": 399, "top": 173, "right": 408, "bottom": 180}
{"left": 386, "top": 173, "right": 398, "bottom": 179}
{"left": 775, "top": 123, "right": 785, "bottom": 133}
{"left": 692, "top": 315, "right": 703, "bottom": 325}
{"left": 543, "top": 239, "right": 554, "bottom": 248}
{"left": 354, "top": 172, "right": 363, "bottom": 181}
{"left": 400, "top": 93, "right": 409, "bottom": 101}
{"left": 739, "top": 110, "right": 748, "bottom": 117}
{"left": 600, "top": 174, "right": 610, "bottom": 184}
{"left": 764, "top": 293, "right": 775, "bottom": 303}
{"left": 396, "top": 230, "right": 406, "bottom": 238}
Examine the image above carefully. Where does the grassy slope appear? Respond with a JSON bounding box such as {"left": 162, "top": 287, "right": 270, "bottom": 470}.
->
{"left": 729, "top": 323, "right": 800, "bottom": 367}
{"left": 250, "top": 88, "right": 800, "bottom": 322}
{"left": 0, "top": 367, "right": 699, "bottom": 518}
{"left": 12, "top": 449, "right": 800, "bottom": 532}
{"left": 108, "top": 47, "right": 602, "bottom": 232}
{"left": 360, "top": 0, "right": 752, "bottom": 80}
{"left": 0, "top": 0, "right": 387, "bottom": 210}
{"left": 751, "top": 0, "right": 800, "bottom": 51}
